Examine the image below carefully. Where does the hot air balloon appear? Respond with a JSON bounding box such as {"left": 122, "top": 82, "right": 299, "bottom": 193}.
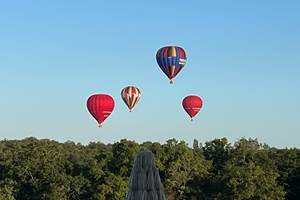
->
{"left": 182, "top": 95, "right": 203, "bottom": 121}
{"left": 121, "top": 86, "right": 141, "bottom": 112}
{"left": 156, "top": 46, "right": 187, "bottom": 84}
{"left": 87, "top": 94, "right": 115, "bottom": 127}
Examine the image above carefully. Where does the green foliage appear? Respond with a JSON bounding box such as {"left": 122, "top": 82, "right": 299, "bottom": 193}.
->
{"left": 108, "top": 139, "right": 140, "bottom": 177}
{"left": 0, "top": 179, "right": 16, "bottom": 200}
{"left": 222, "top": 139, "right": 285, "bottom": 200}
{"left": 161, "top": 139, "right": 211, "bottom": 199}
{"left": 0, "top": 137, "right": 299, "bottom": 199}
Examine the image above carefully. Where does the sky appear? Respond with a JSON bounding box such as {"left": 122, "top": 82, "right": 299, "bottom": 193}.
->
{"left": 0, "top": 1, "right": 299, "bottom": 147}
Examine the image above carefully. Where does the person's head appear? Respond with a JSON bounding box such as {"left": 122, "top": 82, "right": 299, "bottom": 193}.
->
{"left": 126, "top": 150, "right": 166, "bottom": 200}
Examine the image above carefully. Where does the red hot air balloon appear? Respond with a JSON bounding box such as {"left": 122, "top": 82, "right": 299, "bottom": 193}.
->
{"left": 87, "top": 94, "right": 115, "bottom": 127}
{"left": 121, "top": 86, "right": 141, "bottom": 112}
{"left": 182, "top": 95, "right": 203, "bottom": 121}
{"left": 156, "top": 46, "right": 187, "bottom": 84}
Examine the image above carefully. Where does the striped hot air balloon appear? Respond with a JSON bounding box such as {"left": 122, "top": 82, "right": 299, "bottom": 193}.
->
{"left": 121, "top": 86, "right": 141, "bottom": 112}
{"left": 156, "top": 46, "right": 187, "bottom": 84}
{"left": 182, "top": 95, "right": 203, "bottom": 121}
{"left": 87, "top": 94, "right": 115, "bottom": 127}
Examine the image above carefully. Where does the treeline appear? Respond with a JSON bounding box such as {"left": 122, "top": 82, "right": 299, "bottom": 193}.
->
{"left": 0, "top": 137, "right": 299, "bottom": 200}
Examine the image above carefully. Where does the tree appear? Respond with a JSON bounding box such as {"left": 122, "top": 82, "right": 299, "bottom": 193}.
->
{"left": 222, "top": 138, "right": 285, "bottom": 200}
{"left": 97, "top": 173, "right": 127, "bottom": 200}
{"left": 0, "top": 137, "right": 299, "bottom": 199}
{"left": 161, "top": 139, "right": 211, "bottom": 199}
{"left": 108, "top": 139, "right": 140, "bottom": 178}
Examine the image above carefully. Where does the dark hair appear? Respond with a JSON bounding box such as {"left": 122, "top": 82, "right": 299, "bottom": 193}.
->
{"left": 126, "top": 151, "right": 166, "bottom": 200}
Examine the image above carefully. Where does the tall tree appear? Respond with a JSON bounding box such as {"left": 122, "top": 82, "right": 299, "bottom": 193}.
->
{"left": 161, "top": 139, "right": 211, "bottom": 199}
{"left": 222, "top": 138, "right": 285, "bottom": 200}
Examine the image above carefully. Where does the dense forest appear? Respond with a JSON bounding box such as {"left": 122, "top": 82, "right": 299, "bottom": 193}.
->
{"left": 0, "top": 137, "right": 299, "bottom": 200}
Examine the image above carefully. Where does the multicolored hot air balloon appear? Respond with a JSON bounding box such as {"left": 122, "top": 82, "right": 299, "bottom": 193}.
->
{"left": 182, "top": 95, "right": 203, "bottom": 121}
{"left": 156, "top": 46, "right": 187, "bottom": 84}
{"left": 121, "top": 86, "right": 141, "bottom": 112}
{"left": 87, "top": 94, "right": 115, "bottom": 127}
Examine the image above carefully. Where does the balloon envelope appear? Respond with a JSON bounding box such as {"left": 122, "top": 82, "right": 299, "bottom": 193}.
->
{"left": 156, "top": 46, "right": 187, "bottom": 83}
{"left": 87, "top": 94, "right": 115, "bottom": 126}
{"left": 121, "top": 86, "right": 141, "bottom": 112}
{"left": 182, "top": 95, "right": 203, "bottom": 119}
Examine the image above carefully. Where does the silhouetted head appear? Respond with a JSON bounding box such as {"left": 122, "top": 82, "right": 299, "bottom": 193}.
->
{"left": 126, "top": 150, "right": 166, "bottom": 200}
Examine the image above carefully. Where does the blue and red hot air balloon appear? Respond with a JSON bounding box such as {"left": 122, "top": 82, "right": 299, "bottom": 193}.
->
{"left": 87, "top": 94, "right": 115, "bottom": 127}
{"left": 156, "top": 46, "right": 187, "bottom": 84}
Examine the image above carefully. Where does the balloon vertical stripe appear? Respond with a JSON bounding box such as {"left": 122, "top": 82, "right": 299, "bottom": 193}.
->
{"left": 156, "top": 46, "right": 187, "bottom": 83}
{"left": 182, "top": 95, "right": 203, "bottom": 120}
{"left": 87, "top": 94, "right": 115, "bottom": 126}
{"left": 121, "top": 86, "right": 141, "bottom": 112}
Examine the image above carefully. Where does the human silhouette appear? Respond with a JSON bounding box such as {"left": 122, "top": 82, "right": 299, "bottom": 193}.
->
{"left": 126, "top": 150, "right": 166, "bottom": 200}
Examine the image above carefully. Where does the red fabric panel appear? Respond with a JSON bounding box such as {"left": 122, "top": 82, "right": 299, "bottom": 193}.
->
{"left": 182, "top": 95, "right": 203, "bottom": 118}
{"left": 87, "top": 94, "right": 115, "bottom": 126}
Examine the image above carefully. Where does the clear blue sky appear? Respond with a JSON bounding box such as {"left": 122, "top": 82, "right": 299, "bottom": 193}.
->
{"left": 0, "top": 1, "right": 299, "bottom": 147}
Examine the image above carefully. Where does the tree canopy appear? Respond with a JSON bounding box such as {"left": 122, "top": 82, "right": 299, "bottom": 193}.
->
{"left": 0, "top": 137, "right": 299, "bottom": 200}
